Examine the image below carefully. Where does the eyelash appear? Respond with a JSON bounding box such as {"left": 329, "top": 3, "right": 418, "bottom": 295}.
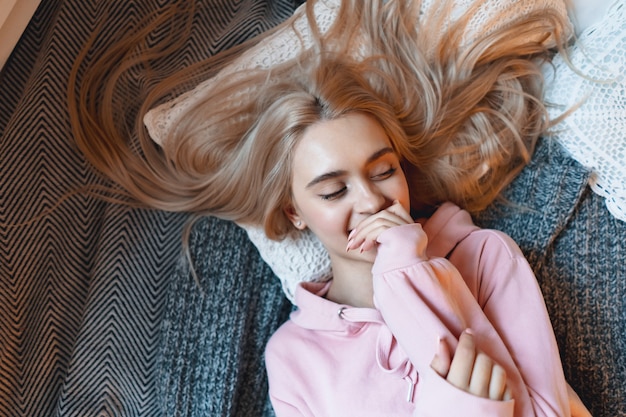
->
{"left": 320, "top": 188, "right": 347, "bottom": 201}
{"left": 373, "top": 167, "right": 397, "bottom": 180}
{"left": 319, "top": 167, "right": 397, "bottom": 201}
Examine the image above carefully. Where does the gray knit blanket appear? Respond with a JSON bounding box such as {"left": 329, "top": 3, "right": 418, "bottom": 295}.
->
{"left": 1, "top": 1, "right": 624, "bottom": 416}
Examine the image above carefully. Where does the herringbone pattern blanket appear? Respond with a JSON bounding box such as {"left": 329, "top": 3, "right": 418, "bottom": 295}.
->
{"left": 0, "top": 1, "right": 296, "bottom": 415}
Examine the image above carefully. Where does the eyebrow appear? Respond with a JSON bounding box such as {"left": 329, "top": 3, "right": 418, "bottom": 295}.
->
{"left": 305, "top": 147, "right": 395, "bottom": 189}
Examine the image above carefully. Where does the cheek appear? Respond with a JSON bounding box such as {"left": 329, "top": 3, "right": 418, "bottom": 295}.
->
{"left": 393, "top": 175, "right": 411, "bottom": 211}
{"left": 300, "top": 202, "right": 351, "bottom": 239}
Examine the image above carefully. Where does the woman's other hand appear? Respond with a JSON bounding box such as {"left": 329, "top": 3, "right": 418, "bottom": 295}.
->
{"left": 430, "top": 329, "right": 513, "bottom": 401}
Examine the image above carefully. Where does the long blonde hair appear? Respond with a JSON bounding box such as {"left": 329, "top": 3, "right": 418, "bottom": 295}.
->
{"left": 68, "top": 0, "right": 569, "bottom": 239}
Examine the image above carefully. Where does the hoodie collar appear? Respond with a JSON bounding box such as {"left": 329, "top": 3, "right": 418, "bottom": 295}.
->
{"left": 291, "top": 281, "right": 384, "bottom": 333}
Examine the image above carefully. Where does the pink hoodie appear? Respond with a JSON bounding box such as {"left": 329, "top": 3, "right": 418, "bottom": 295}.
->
{"left": 265, "top": 203, "right": 569, "bottom": 416}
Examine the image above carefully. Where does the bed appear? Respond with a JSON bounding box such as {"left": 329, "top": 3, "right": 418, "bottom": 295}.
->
{"left": 1, "top": 0, "right": 624, "bottom": 416}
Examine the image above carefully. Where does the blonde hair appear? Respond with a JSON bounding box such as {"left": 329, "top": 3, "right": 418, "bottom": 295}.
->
{"left": 68, "top": 0, "right": 569, "bottom": 239}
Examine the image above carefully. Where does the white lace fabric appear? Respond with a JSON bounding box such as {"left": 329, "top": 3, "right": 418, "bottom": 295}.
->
{"left": 544, "top": 0, "right": 626, "bottom": 222}
{"left": 143, "top": 0, "right": 578, "bottom": 304}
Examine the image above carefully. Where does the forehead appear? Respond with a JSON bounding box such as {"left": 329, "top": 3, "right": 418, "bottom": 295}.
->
{"left": 292, "top": 113, "right": 393, "bottom": 172}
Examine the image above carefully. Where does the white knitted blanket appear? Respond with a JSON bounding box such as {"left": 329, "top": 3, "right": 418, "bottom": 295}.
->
{"left": 544, "top": 0, "right": 626, "bottom": 222}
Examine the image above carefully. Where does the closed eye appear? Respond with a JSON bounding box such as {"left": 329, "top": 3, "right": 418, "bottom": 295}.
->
{"left": 319, "top": 167, "right": 397, "bottom": 200}
{"left": 319, "top": 186, "right": 347, "bottom": 201}
{"left": 372, "top": 167, "right": 397, "bottom": 180}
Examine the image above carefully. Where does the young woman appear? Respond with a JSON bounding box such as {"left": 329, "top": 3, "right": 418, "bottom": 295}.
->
{"left": 250, "top": 57, "right": 569, "bottom": 416}
{"left": 67, "top": 0, "right": 583, "bottom": 415}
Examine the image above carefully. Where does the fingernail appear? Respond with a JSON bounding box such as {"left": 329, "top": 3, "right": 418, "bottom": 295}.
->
{"left": 437, "top": 337, "right": 451, "bottom": 362}
{"left": 348, "top": 229, "right": 356, "bottom": 239}
{"left": 346, "top": 239, "right": 353, "bottom": 252}
{"left": 464, "top": 328, "right": 474, "bottom": 336}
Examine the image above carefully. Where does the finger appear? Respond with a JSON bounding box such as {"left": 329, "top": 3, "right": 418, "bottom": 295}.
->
{"left": 488, "top": 364, "right": 508, "bottom": 401}
{"left": 347, "top": 217, "right": 408, "bottom": 251}
{"left": 347, "top": 201, "right": 415, "bottom": 252}
{"left": 446, "top": 330, "right": 476, "bottom": 390}
{"left": 354, "top": 209, "right": 410, "bottom": 235}
{"left": 430, "top": 355, "right": 448, "bottom": 377}
{"left": 386, "top": 200, "right": 413, "bottom": 224}
{"left": 350, "top": 203, "right": 412, "bottom": 236}
{"left": 468, "top": 352, "right": 493, "bottom": 398}
{"left": 430, "top": 338, "right": 452, "bottom": 377}
{"left": 347, "top": 222, "right": 393, "bottom": 251}
{"left": 503, "top": 386, "right": 513, "bottom": 401}
{"left": 358, "top": 223, "right": 401, "bottom": 252}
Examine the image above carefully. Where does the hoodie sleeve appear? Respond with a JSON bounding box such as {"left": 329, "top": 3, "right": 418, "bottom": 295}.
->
{"left": 371, "top": 223, "right": 569, "bottom": 417}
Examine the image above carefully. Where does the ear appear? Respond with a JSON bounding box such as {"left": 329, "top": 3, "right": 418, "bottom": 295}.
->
{"left": 284, "top": 204, "right": 306, "bottom": 230}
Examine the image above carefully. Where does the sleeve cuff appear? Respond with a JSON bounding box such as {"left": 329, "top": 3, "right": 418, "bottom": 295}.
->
{"left": 372, "top": 223, "right": 429, "bottom": 275}
{"left": 414, "top": 367, "right": 515, "bottom": 417}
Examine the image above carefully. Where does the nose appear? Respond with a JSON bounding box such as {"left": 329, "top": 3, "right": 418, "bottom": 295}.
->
{"left": 354, "top": 180, "right": 387, "bottom": 215}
